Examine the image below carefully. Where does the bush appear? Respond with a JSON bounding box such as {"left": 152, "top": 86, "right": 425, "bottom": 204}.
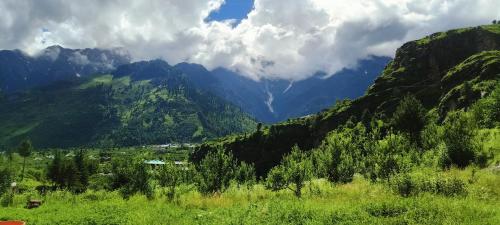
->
{"left": 111, "top": 159, "right": 153, "bottom": 199}
{"left": 195, "top": 148, "right": 236, "bottom": 195}
{"left": 234, "top": 161, "right": 256, "bottom": 188}
{"left": 0, "top": 169, "right": 12, "bottom": 196}
{"left": 442, "top": 111, "right": 482, "bottom": 168}
{"left": 389, "top": 172, "right": 468, "bottom": 197}
{"left": 265, "top": 145, "right": 312, "bottom": 197}
{"left": 157, "top": 162, "right": 183, "bottom": 200}
{"left": 313, "top": 130, "right": 358, "bottom": 184}
{"left": 367, "top": 133, "right": 416, "bottom": 181}
{"left": 471, "top": 83, "right": 500, "bottom": 128}
{"left": 391, "top": 95, "right": 427, "bottom": 144}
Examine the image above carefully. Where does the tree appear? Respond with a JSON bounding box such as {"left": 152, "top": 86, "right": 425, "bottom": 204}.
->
{"left": 471, "top": 83, "right": 500, "bottom": 128}
{"left": 366, "top": 133, "right": 415, "bottom": 181}
{"left": 314, "top": 130, "right": 359, "bottom": 184}
{"left": 158, "top": 162, "right": 182, "bottom": 201}
{"left": 235, "top": 161, "right": 256, "bottom": 188}
{"left": 5, "top": 148, "right": 14, "bottom": 170}
{"left": 47, "top": 151, "right": 64, "bottom": 188}
{"left": 0, "top": 168, "right": 12, "bottom": 196}
{"left": 442, "top": 111, "right": 482, "bottom": 168}
{"left": 73, "top": 149, "right": 89, "bottom": 193}
{"left": 112, "top": 159, "right": 153, "bottom": 199}
{"left": 493, "top": 20, "right": 497, "bottom": 24}
{"left": 17, "top": 139, "right": 33, "bottom": 181}
{"left": 391, "top": 95, "right": 427, "bottom": 144}
{"left": 195, "top": 148, "right": 236, "bottom": 195}
{"left": 266, "top": 145, "right": 312, "bottom": 197}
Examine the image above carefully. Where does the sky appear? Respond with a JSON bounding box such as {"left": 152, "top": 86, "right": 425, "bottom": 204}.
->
{"left": 207, "top": 0, "right": 254, "bottom": 25}
{"left": 0, "top": 0, "right": 499, "bottom": 81}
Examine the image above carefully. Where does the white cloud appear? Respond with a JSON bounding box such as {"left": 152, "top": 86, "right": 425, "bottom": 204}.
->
{"left": 69, "top": 51, "right": 90, "bottom": 65}
{"left": 0, "top": 0, "right": 499, "bottom": 81}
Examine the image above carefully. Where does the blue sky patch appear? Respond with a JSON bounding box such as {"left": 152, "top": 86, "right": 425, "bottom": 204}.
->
{"left": 206, "top": 0, "right": 254, "bottom": 25}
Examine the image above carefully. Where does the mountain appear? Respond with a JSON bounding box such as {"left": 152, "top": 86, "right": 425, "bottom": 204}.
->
{"left": 192, "top": 24, "right": 500, "bottom": 175}
{"left": 0, "top": 45, "right": 131, "bottom": 93}
{"left": 0, "top": 45, "right": 389, "bottom": 124}
{"left": 176, "top": 56, "right": 391, "bottom": 123}
{"left": 0, "top": 60, "right": 256, "bottom": 148}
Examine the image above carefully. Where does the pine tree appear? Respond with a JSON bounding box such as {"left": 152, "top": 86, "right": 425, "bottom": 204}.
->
{"left": 391, "top": 95, "right": 427, "bottom": 145}
{"left": 17, "top": 140, "right": 33, "bottom": 181}
{"left": 47, "top": 151, "right": 63, "bottom": 188}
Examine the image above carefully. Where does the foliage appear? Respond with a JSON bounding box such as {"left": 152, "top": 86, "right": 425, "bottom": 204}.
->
{"left": 47, "top": 150, "right": 97, "bottom": 193}
{"left": 471, "top": 83, "right": 500, "bottom": 128}
{"left": 234, "top": 161, "right": 256, "bottom": 188}
{"left": 391, "top": 95, "right": 427, "bottom": 144}
{"left": 195, "top": 148, "right": 236, "bottom": 195}
{"left": 442, "top": 111, "right": 483, "bottom": 168}
{"left": 366, "top": 133, "right": 416, "bottom": 181}
{"left": 111, "top": 159, "right": 153, "bottom": 199}
{"left": 0, "top": 71, "right": 257, "bottom": 148}
{"left": 157, "top": 162, "right": 183, "bottom": 200}
{"left": 266, "top": 145, "right": 312, "bottom": 197}
{"left": 17, "top": 139, "right": 33, "bottom": 181}
{"left": 0, "top": 168, "right": 12, "bottom": 196}
{"left": 313, "top": 126, "right": 364, "bottom": 183}
{"left": 389, "top": 172, "right": 468, "bottom": 197}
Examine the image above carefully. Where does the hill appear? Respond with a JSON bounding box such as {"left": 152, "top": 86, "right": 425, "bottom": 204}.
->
{"left": 0, "top": 60, "right": 257, "bottom": 148}
{"left": 193, "top": 24, "right": 500, "bottom": 175}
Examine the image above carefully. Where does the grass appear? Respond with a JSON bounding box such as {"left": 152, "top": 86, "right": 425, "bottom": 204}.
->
{"left": 77, "top": 75, "right": 113, "bottom": 89}
{"left": 1, "top": 173, "right": 499, "bottom": 225}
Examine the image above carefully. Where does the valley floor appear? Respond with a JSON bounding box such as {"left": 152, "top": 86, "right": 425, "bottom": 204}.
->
{"left": 1, "top": 169, "right": 499, "bottom": 225}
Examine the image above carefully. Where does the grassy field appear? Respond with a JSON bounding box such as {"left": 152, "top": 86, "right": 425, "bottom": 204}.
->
{"left": 1, "top": 128, "right": 499, "bottom": 225}
{"left": 1, "top": 169, "right": 499, "bottom": 225}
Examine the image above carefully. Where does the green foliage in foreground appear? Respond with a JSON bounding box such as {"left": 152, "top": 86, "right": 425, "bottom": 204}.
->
{"left": 0, "top": 173, "right": 499, "bottom": 225}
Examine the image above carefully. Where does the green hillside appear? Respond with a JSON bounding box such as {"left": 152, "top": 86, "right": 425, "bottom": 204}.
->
{"left": 193, "top": 24, "right": 500, "bottom": 175}
{"left": 0, "top": 63, "right": 257, "bottom": 148}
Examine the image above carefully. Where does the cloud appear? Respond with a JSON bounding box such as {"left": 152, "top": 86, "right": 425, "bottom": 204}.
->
{"left": 69, "top": 51, "right": 90, "bottom": 65}
{"left": 0, "top": 0, "right": 499, "bottom": 81}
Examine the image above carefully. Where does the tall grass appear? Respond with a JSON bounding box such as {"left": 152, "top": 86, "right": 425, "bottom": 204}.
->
{"left": 1, "top": 172, "right": 498, "bottom": 225}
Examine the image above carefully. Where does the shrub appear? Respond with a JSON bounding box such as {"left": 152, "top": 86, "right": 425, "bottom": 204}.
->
{"left": 0, "top": 169, "right": 12, "bottom": 197}
{"left": 471, "top": 82, "right": 500, "bottom": 128}
{"left": 111, "top": 159, "right": 153, "bottom": 199}
{"left": 389, "top": 172, "right": 468, "bottom": 197}
{"left": 442, "top": 111, "right": 482, "bottom": 168}
{"left": 391, "top": 95, "right": 427, "bottom": 144}
{"left": 195, "top": 148, "right": 236, "bottom": 195}
{"left": 314, "top": 130, "right": 358, "bottom": 183}
{"left": 157, "top": 162, "right": 183, "bottom": 200}
{"left": 234, "top": 161, "right": 256, "bottom": 188}
{"left": 265, "top": 145, "right": 312, "bottom": 197}
{"left": 368, "top": 133, "right": 416, "bottom": 181}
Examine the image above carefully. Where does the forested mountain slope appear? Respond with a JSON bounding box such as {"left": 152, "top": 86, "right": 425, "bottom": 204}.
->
{"left": 0, "top": 60, "right": 256, "bottom": 148}
{"left": 193, "top": 24, "right": 500, "bottom": 175}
